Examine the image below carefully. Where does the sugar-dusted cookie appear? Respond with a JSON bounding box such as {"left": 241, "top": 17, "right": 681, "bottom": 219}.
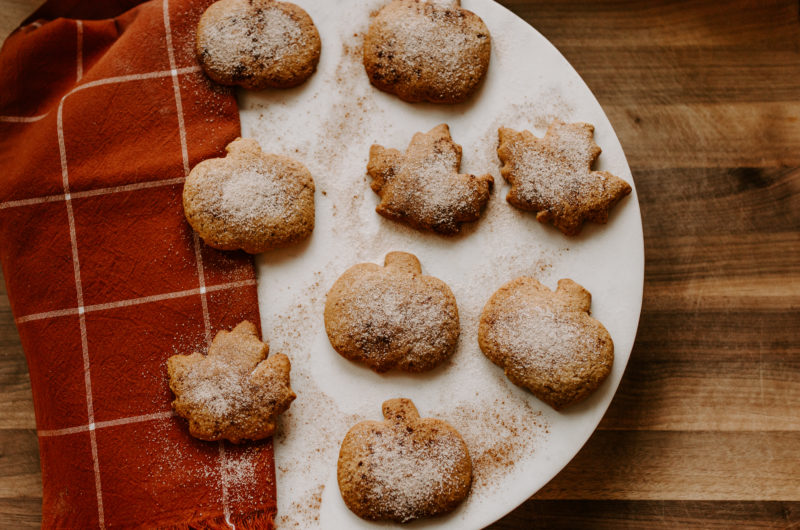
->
{"left": 363, "top": 0, "right": 491, "bottom": 103}
{"left": 196, "top": 0, "right": 321, "bottom": 89}
{"left": 338, "top": 398, "right": 472, "bottom": 523}
{"left": 167, "top": 321, "right": 295, "bottom": 443}
{"left": 368, "top": 124, "right": 493, "bottom": 234}
{"left": 497, "top": 120, "right": 632, "bottom": 235}
{"left": 478, "top": 278, "right": 613, "bottom": 410}
{"left": 325, "top": 252, "right": 459, "bottom": 373}
{"left": 183, "top": 138, "right": 315, "bottom": 254}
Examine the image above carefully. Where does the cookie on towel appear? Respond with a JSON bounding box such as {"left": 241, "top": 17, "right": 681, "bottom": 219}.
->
{"left": 196, "top": 0, "right": 321, "bottom": 89}
{"left": 478, "top": 277, "right": 614, "bottom": 410}
{"left": 337, "top": 398, "right": 472, "bottom": 522}
{"left": 364, "top": 0, "right": 491, "bottom": 103}
{"left": 183, "top": 137, "right": 315, "bottom": 254}
{"left": 497, "top": 120, "right": 632, "bottom": 235}
{"left": 167, "top": 321, "right": 296, "bottom": 443}
{"left": 368, "top": 124, "right": 493, "bottom": 234}
{"left": 324, "top": 251, "right": 459, "bottom": 373}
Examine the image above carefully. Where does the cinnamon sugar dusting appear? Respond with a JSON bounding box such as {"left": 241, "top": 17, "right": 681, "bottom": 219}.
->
{"left": 364, "top": 0, "right": 491, "bottom": 102}
{"left": 377, "top": 3, "right": 484, "bottom": 84}
{"left": 438, "top": 393, "right": 547, "bottom": 489}
{"left": 326, "top": 259, "right": 459, "bottom": 371}
{"left": 352, "top": 428, "right": 467, "bottom": 522}
{"left": 197, "top": 1, "right": 306, "bottom": 78}
{"left": 501, "top": 123, "right": 606, "bottom": 206}
{"left": 489, "top": 304, "right": 592, "bottom": 376}
{"left": 233, "top": 6, "right": 614, "bottom": 526}
{"left": 369, "top": 128, "right": 494, "bottom": 233}
{"left": 167, "top": 322, "right": 295, "bottom": 442}
{"left": 213, "top": 167, "right": 289, "bottom": 227}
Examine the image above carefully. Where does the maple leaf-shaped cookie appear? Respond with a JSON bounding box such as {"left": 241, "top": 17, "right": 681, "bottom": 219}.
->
{"left": 167, "top": 321, "right": 295, "bottom": 443}
{"left": 478, "top": 278, "right": 613, "bottom": 410}
{"left": 368, "top": 124, "right": 493, "bottom": 234}
{"left": 337, "top": 398, "right": 472, "bottom": 522}
{"left": 497, "top": 120, "right": 631, "bottom": 235}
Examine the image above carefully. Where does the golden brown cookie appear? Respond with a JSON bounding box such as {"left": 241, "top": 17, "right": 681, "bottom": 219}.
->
{"left": 497, "top": 120, "right": 632, "bottom": 235}
{"left": 368, "top": 124, "right": 493, "bottom": 234}
{"left": 324, "top": 252, "right": 459, "bottom": 373}
{"left": 196, "top": 0, "right": 321, "bottom": 89}
{"left": 338, "top": 398, "right": 472, "bottom": 523}
{"left": 478, "top": 278, "right": 614, "bottom": 410}
{"left": 363, "top": 0, "right": 491, "bottom": 103}
{"left": 183, "top": 137, "right": 315, "bottom": 254}
{"left": 167, "top": 321, "right": 296, "bottom": 443}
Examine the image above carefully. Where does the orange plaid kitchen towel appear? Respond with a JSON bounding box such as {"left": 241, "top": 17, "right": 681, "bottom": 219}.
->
{"left": 0, "top": 0, "right": 276, "bottom": 527}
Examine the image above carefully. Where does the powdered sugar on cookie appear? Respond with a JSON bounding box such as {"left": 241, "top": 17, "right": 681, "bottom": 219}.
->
{"left": 337, "top": 399, "right": 472, "bottom": 522}
{"left": 324, "top": 252, "right": 460, "bottom": 372}
{"left": 167, "top": 321, "right": 296, "bottom": 442}
{"left": 199, "top": 3, "right": 303, "bottom": 73}
{"left": 486, "top": 304, "right": 592, "bottom": 376}
{"left": 363, "top": 0, "right": 491, "bottom": 103}
{"left": 397, "top": 148, "right": 479, "bottom": 226}
{"left": 498, "top": 120, "right": 632, "bottom": 235}
{"left": 183, "top": 137, "right": 315, "bottom": 254}
{"left": 211, "top": 166, "right": 288, "bottom": 226}
{"left": 381, "top": 5, "right": 482, "bottom": 86}
{"left": 337, "top": 272, "right": 453, "bottom": 357}
{"left": 368, "top": 124, "right": 493, "bottom": 234}
{"left": 478, "top": 278, "right": 614, "bottom": 410}
{"left": 356, "top": 427, "right": 466, "bottom": 522}
{"left": 196, "top": 0, "right": 321, "bottom": 89}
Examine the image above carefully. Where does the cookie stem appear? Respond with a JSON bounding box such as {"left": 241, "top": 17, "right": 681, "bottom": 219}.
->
{"left": 384, "top": 252, "right": 422, "bottom": 274}
{"left": 382, "top": 398, "right": 420, "bottom": 423}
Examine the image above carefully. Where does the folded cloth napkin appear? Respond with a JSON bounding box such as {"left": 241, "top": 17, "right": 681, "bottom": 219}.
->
{"left": 0, "top": 0, "right": 277, "bottom": 527}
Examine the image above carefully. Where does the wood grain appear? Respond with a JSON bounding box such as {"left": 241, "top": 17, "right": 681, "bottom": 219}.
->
{"left": 491, "top": 501, "right": 799, "bottom": 529}
{"left": 1, "top": 0, "right": 799, "bottom": 527}
{"left": 0, "top": 0, "right": 36, "bottom": 43}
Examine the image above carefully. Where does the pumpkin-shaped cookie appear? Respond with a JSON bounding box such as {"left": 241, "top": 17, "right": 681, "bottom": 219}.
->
{"left": 196, "top": 0, "right": 321, "bottom": 89}
{"left": 324, "top": 251, "right": 460, "bottom": 372}
{"left": 478, "top": 277, "right": 614, "bottom": 409}
{"left": 363, "top": 0, "right": 491, "bottom": 103}
{"left": 183, "top": 138, "right": 315, "bottom": 254}
{"left": 338, "top": 398, "right": 472, "bottom": 522}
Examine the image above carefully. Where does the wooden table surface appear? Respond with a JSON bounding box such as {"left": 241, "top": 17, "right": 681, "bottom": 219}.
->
{"left": 1, "top": 0, "right": 799, "bottom": 527}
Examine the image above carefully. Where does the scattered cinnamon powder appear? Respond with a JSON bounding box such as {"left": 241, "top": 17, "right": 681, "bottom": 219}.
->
{"left": 232, "top": 7, "right": 615, "bottom": 526}
{"left": 438, "top": 391, "right": 547, "bottom": 489}
{"left": 279, "top": 484, "right": 325, "bottom": 528}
